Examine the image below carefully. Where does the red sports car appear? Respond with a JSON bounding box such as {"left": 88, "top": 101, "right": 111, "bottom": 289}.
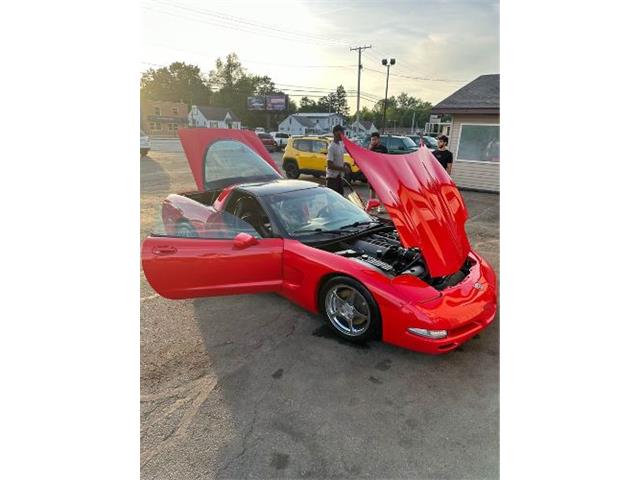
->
{"left": 142, "top": 129, "right": 497, "bottom": 355}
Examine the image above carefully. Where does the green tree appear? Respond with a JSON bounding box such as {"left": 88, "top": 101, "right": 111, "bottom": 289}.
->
{"left": 317, "top": 85, "right": 350, "bottom": 116}
{"left": 298, "top": 96, "right": 318, "bottom": 112}
{"left": 140, "top": 62, "right": 212, "bottom": 104}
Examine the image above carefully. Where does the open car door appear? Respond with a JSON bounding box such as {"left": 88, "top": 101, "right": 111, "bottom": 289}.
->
{"left": 142, "top": 211, "right": 283, "bottom": 299}
{"left": 143, "top": 129, "right": 286, "bottom": 300}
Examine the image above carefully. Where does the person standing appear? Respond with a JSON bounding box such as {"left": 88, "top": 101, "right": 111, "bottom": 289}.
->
{"left": 369, "top": 131, "right": 388, "bottom": 153}
{"left": 432, "top": 134, "right": 453, "bottom": 174}
{"left": 366, "top": 132, "right": 387, "bottom": 204}
{"left": 326, "top": 125, "right": 348, "bottom": 195}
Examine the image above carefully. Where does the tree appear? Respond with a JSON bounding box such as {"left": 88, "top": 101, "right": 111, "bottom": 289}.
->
{"left": 140, "top": 62, "right": 211, "bottom": 105}
{"left": 316, "top": 85, "right": 350, "bottom": 116}
{"left": 298, "top": 96, "right": 318, "bottom": 112}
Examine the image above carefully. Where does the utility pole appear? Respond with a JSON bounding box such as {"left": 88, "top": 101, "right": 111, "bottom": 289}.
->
{"left": 350, "top": 44, "right": 372, "bottom": 123}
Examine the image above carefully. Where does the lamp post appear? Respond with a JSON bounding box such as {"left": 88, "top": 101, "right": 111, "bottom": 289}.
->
{"left": 381, "top": 58, "right": 395, "bottom": 134}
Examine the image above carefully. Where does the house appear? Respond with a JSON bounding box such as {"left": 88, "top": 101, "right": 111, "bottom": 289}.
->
{"left": 351, "top": 119, "right": 377, "bottom": 135}
{"left": 279, "top": 112, "right": 345, "bottom": 135}
{"left": 277, "top": 115, "right": 316, "bottom": 135}
{"left": 189, "top": 105, "right": 242, "bottom": 129}
{"left": 141, "top": 100, "right": 189, "bottom": 137}
{"left": 431, "top": 74, "right": 499, "bottom": 192}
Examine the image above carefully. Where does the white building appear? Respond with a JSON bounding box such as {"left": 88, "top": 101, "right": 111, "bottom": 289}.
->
{"left": 351, "top": 119, "right": 377, "bottom": 135}
{"left": 278, "top": 112, "right": 345, "bottom": 135}
{"left": 189, "top": 105, "right": 241, "bottom": 129}
{"left": 431, "top": 74, "right": 499, "bottom": 192}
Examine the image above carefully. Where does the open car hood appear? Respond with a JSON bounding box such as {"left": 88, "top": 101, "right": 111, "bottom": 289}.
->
{"left": 342, "top": 137, "right": 471, "bottom": 277}
{"left": 178, "top": 128, "right": 283, "bottom": 191}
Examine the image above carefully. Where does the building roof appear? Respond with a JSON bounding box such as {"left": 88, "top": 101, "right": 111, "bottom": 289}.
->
{"left": 195, "top": 105, "right": 240, "bottom": 122}
{"left": 295, "top": 112, "right": 342, "bottom": 118}
{"left": 431, "top": 74, "right": 499, "bottom": 114}
{"left": 353, "top": 120, "right": 375, "bottom": 130}
{"left": 289, "top": 115, "right": 316, "bottom": 127}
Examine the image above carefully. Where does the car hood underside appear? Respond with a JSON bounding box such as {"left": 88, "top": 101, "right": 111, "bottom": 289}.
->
{"left": 342, "top": 136, "right": 471, "bottom": 278}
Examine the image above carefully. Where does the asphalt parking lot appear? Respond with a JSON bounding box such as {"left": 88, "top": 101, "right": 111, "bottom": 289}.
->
{"left": 140, "top": 143, "right": 500, "bottom": 480}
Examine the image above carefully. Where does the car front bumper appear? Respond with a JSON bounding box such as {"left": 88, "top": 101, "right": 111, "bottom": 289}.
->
{"left": 381, "top": 251, "right": 497, "bottom": 355}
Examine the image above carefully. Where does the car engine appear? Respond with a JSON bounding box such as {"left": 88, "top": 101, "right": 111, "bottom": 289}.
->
{"left": 334, "top": 230, "right": 428, "bottom": 279}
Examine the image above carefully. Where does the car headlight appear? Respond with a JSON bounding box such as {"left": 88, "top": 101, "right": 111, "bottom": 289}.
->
{"left": 407, "top": 328, "right": 448, "bottom": 339}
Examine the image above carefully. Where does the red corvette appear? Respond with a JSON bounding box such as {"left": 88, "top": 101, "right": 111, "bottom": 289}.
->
{"left": 142, "top": 129, "right": 497, "bottom": 355}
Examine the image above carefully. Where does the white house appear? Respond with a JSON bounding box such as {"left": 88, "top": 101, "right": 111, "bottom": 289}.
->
{"left": 278, "top": 115, "right": 315, "bottom": 135}
{"left": 278, "top": 112, "right": 345, "bottom": 135}
{"left": 351, "top": 119, "right": 377, "bottom": 135}
{"left": 189, "top": 105, "right": 242, "bottom": 129}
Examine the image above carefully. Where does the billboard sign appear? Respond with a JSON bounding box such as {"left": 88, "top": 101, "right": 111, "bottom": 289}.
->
{"left": 266, "top": 95, "right": 287, "bottom": 111}
{"left": 247, "top": 96, "right": 266, "bottom": 111}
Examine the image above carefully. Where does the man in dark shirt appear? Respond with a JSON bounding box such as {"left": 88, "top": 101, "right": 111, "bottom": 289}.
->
{"left": 369, "top": 131, "right": 388, "bottom": 153}
{"left": 432, "top": 134, "right": 453, "bottom": 174}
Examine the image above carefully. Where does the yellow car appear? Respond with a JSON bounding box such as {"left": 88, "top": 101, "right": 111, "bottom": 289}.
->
{"left": 282, "top": 135, "right": 365, "bottom": 183}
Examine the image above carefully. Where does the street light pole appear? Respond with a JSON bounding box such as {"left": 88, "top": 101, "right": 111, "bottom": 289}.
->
{"left": 381, "top": 58, "right": 395, "bottom": 134}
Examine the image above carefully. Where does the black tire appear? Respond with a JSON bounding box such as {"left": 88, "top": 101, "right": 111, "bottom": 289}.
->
{"left": 312, "top": 172, "right": 322, "bottom": 178}
{"left": 140, "top": 148, "right": 150, "bottom": 157}
{"left": 319, "top": 276, "right": 381, "bottom": 343}
{"left": 283, "top": 159, "right": 300, "bottom": 179}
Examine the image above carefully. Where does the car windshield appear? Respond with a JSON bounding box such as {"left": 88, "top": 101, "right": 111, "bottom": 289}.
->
{"left": 402, "top": 137, "right": 418, "bottom": 148}
{"left": 266, "top": 187, "right": 374, "bottom": 237}
{"left": 424, "top": 136, "right": 437, "bottom": 148}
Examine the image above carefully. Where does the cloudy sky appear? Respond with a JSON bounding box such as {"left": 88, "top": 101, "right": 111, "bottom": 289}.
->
{"left": 141, "top": 0, "right": 499, "bottom": 110}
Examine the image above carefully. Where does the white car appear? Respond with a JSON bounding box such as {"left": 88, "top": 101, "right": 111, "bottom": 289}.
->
{"left": 254, "top": 127, "right": 266, "bottom": 134}
{"left": 140, "top": 130, "right": 151, "bottom": 157}
{"left": 270, "top": 131, "right": 290, "bottom": 150}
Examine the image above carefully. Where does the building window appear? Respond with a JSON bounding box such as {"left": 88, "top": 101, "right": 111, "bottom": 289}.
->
{"left": 172, "top": 107, "right": 178, "bottom": 115}
{"left": 457, "top": 124, "right": 500, "bottom": 162}
{"left": 154, "top": 107, "right": 161, "bottom": 116}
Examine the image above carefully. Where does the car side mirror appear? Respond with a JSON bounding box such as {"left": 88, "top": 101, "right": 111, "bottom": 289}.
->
{"left": 233, "top": 232, "right": 259, "bottom": 249}
{"left": 365, "top": 199, "right": 381, "bottom": 212}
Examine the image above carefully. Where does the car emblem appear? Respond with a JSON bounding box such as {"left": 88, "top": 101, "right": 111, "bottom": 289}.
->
{"left": 473, "top": 282, "right": 483, "bottom": 290}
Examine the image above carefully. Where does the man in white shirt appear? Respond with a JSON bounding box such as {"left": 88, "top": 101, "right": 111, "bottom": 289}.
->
{"left": 326, "top": 125, "right": 348, "bottom": 195}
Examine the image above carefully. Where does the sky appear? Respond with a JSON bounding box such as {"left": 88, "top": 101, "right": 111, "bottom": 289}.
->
{"left": 141, "top": 0, "right": 499, "bottom": 111}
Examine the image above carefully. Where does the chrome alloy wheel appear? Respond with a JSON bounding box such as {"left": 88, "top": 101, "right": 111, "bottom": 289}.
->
{"left": 324, "top": 284, "right": 371, "bottom": 337}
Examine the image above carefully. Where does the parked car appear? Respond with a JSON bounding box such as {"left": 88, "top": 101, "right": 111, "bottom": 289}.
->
{"left": 255, "top": 127, "right": 266, "bottom": 134}
{"left": 282, "top": 135, "right": 365, "bottom": 183}
{"left": 270, "top": 131, "right": 290, "bottom": 150}
{"left": 140, "top": 130, "right": 150, "bottom": 157}
{"left": 407, "top": 134, "right": 438, "bottom": 151}
{"left": 257, "top": 132, "right": 278, "bottom": 152}
{"left": 361, "top": 134, "right": 419, "bottom": 154}
{"left": 141, "top": 129, "right": 497, "bottom": 355}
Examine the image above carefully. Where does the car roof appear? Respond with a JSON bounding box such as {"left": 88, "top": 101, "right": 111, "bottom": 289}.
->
{"left": 291, "top": 135, "right": 330, "bottom": 140}
{"left": 236, "top": 179, "right": 320, "bottom": 197}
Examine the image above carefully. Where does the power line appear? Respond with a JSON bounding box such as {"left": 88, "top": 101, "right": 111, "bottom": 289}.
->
{"left": 143, "top": 1, "right": 351, "bottom": 49}
{"left": 350, "top": 44, "right": 372, "bottom": 120}
{"left": 362, "top": 66, "right": 466, "bottom": 83}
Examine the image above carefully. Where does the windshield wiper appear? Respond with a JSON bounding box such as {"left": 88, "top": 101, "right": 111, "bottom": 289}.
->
{"left": 339, "top": 220, "right": 379, "bottom": 230}
{"left": 293, "top": 221, "right": 381, "bottom": 236}
{"left": 292, "top": 228, "right": 345, "bottom": 235}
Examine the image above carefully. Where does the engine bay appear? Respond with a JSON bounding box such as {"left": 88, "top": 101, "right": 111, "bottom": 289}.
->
{"left": 320, "top": 227, "right": 474, "bottom": 290}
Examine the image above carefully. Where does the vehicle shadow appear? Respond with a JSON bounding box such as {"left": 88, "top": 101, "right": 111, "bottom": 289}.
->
{"left": 177, "top": 287, "right": 500, "bottom": 479}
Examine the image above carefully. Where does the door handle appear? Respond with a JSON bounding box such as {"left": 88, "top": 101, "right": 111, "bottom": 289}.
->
{"left": 152, "top": 245, "right": 177, "bottom": 256}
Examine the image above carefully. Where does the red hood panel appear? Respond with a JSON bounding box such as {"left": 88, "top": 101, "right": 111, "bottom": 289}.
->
{"left": 342, "top": 137, "right": 471, "bottom": 277}
{"left": 178, "top": 128, "right": 282, "bottom": 191}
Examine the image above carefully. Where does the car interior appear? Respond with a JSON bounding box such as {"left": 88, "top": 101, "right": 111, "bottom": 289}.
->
{"left": 225, "top": 193, "right": 272, "bottom": 238}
